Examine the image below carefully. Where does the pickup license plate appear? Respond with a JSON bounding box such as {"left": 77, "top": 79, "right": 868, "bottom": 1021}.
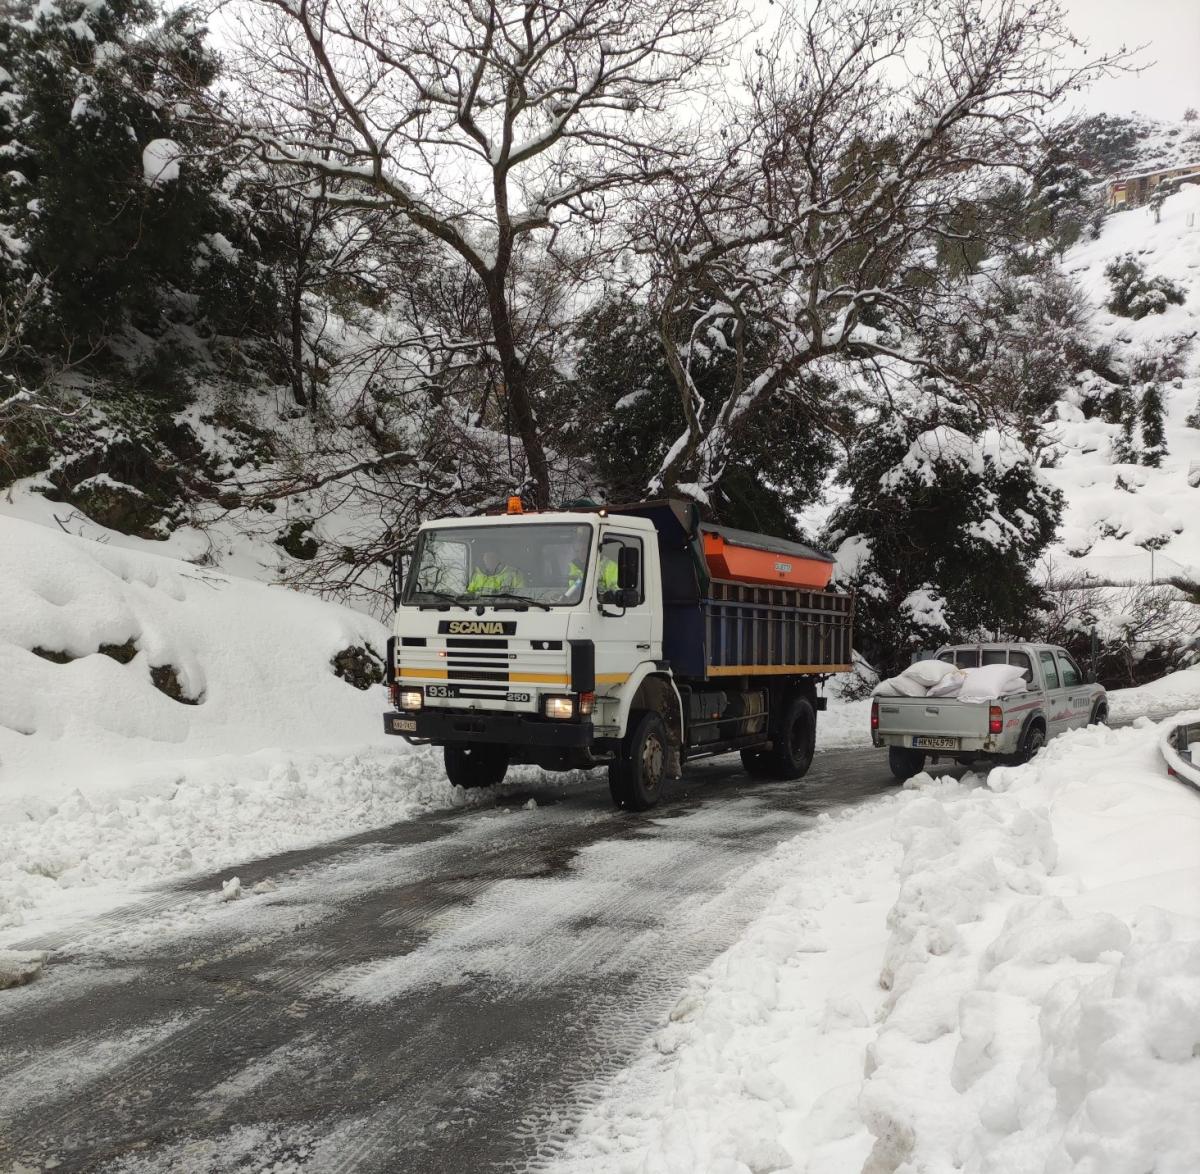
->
{"left": 391, "top": 717, "right": 417, "bottom": 733}
{"left": 913, "top": 735, "right": 959, "bottom": 750}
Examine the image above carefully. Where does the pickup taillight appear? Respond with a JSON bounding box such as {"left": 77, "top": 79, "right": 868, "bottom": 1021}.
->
{"left": 988, "top": 705, "right": 1003, "bottom": 735}
{"left": 870, "top": 700, "right": 879, "bottom": 731}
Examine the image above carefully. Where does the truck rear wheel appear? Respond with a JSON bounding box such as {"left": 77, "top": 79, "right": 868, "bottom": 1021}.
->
{"left": 609, "top": 710, "right": 668, "bottom": 811}
{"left": 764, "top": 695, "right": 816, "bottom": 780}
{"left": 444, "top": 744, "right": 508, "bottom": 789}
{"left": 888, "top": 746, "right": 926, "bottom": 781}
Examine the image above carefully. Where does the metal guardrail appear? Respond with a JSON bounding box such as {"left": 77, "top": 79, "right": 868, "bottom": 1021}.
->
{"left": 1158, "top": 709, "right": 1200, "bottom": 789}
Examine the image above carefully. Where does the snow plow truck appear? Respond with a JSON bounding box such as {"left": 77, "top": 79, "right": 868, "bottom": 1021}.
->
{"left": 383, "top": 498, "right": 854, "bottom": 809}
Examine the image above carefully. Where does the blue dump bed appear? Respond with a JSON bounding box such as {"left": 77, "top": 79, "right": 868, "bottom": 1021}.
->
{"left": 609, "top": 500, "right": 854, "bottom": 683}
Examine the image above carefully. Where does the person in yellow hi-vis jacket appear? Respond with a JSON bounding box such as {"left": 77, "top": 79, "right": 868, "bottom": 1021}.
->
{"left": 466, "top": 546, "right": 525, "bottom": 595}
{"left": 565, "top": 551, "right": 618, "bottom": 598}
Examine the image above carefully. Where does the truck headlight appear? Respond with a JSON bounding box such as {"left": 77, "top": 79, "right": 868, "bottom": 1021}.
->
{"left": 399, "top": 688, "right": 424, "bottom": 711}
{"left": 543, "top": 695, "right": 575, "bottom": 720}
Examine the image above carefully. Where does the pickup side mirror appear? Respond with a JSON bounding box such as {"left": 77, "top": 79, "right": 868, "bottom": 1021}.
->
{"left": 617, "top": 545, "right": 640, "bottom": 591}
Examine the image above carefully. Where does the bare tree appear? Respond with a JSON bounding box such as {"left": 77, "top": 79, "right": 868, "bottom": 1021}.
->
{"left": 633, "top": 0, "right": 1129, "bottom": 498}
{"left": 222, "top": 0, "right": 739, "bottom": 507}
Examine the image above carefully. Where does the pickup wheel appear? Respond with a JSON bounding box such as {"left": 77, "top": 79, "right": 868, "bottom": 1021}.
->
{"left": 444, "top": 744, "right": 509, "bottom": 789}
{"left": 609, "top": 710, "right": 669, "bottom": 811}
{"left": 1017, "top": 723, "right": 1046, "bottom": 765}
{"left": 1089, "top": 702, "right": 1109, "bottom": 726}
{"left": 764, "top": 695, "right": 816, "bottom": 780}
{"left": 888, "top": 746, "right": 927, "bottom": 781}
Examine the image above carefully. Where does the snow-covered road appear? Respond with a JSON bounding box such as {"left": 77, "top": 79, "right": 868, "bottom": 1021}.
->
{"left": 0, "top": 747, "right": 907, "bottom": 1173}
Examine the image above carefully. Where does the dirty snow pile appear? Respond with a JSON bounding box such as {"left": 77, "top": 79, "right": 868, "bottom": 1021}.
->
{"left": 557, "top": 717, "right": 1200, "bottom": 1174}
{"left": 0, "top": 515, "right": 464, "bottom": 931}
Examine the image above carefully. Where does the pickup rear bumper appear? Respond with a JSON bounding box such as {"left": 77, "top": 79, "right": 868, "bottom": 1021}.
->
{"left": 875, "top": 732, "right": 1005, "bottom": 755}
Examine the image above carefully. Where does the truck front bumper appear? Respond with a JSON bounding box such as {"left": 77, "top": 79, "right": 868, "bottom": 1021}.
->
{"left": 384, "top": 709, "right": 596, "bottom": 748}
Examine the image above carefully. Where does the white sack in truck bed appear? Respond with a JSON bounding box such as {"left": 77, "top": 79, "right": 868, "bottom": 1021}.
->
{"left": 874, "top": 660, "right": 1028, "bottom": 701}
{"left": 872, "top": 658, "right": 958, "bottom": 697}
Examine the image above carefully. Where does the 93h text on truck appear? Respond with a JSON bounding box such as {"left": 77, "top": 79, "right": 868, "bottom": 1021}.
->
{"left": 383, "top": 499, "right": 854, "bottom": 810}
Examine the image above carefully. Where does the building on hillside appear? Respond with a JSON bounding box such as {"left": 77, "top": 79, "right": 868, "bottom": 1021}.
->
{"left": 1108, "top": 162, "right": 1200, "bottom": 210}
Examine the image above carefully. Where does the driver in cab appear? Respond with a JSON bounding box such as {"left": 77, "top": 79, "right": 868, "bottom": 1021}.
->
{"left": 466, "top": 545, "right": 525, "bottom": 596}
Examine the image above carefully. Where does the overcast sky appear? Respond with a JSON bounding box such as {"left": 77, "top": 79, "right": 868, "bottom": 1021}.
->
{"left": 1061, "top": 0, "right": 1200, "bottom": 121}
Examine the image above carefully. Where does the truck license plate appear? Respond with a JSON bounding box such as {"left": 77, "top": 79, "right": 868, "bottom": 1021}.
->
{"left": 391, "top": 717, "right": 417, "bottom": 733}
{"left": 913, "top": 735, "right": 958, "bottom": 750}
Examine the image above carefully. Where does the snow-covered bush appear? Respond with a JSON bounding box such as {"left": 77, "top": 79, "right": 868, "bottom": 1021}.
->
{"left": 1104, "top": 254, "right": 1187, "bottom": 319}
{"left": 825, "top": 396, "right": 1061, "bottom": 677}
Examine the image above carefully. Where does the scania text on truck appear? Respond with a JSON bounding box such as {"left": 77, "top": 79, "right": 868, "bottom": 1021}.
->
{"left": 383, "top": 499, "right": 854, "bottom": 809}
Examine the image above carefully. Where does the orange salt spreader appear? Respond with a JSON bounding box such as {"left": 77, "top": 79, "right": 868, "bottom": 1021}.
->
{"left": 700, "top": 523, "right": 835, "bottom": 590}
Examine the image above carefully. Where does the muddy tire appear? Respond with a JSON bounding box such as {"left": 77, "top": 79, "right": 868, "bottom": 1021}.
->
{"left": 764, "top": 694, "right": 816, "bottom": 780}
{"left": 444, "top": 744, "right": 509, "bottom": 789}
{"left": 609, "top": 710, "right": 669, "bottom": 811}
{"left": 888, "top": 745, "right": 927, "bottom": 781}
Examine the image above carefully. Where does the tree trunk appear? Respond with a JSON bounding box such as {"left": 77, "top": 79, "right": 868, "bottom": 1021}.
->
{"left": 289, "top": 282, "right": 307, "bottom": 409}
{"left": 484, "top": 281, "right": 551, "bottom": 508}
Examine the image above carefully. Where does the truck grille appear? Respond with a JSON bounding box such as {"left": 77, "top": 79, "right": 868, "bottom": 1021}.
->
{"left": 394, "top": 637, "right": 568, "bottom": 704}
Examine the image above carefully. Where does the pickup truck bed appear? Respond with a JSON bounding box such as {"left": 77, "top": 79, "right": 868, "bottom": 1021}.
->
{"left": 872, "top": 643, "right": 1107, "bottom": 779}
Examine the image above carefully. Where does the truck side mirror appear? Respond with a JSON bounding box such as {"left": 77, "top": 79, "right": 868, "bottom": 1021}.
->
{"left": 391, "top": 551, "right": 405, "bottom": 609}
{"left": 617, "top": 545, "right": 640, "bottom": 591}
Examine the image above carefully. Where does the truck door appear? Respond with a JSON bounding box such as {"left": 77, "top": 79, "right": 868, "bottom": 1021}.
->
{"left": 1038, "top": 650, "right": 1069, "bottom": 738}
{"left": 1056, "top": 651, "right": 1091, "bottom": 728}
{"left": 594, "top": 531, "right": 654, "bottom": 691}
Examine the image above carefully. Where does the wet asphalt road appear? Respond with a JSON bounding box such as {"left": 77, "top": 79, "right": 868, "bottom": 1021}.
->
{"left": 0, "top": 746, "right": 938, "bottom": 1174}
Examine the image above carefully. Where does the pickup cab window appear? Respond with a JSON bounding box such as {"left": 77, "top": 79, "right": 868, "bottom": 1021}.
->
{"left": 1058, "top": 653, "right": 1083, "bottom": 687}
{"left": 1009, "top": 651, "right": 1032, "bottom": 676}
{"left": 954, "top": 650, "right": 980, "bottom": 668}
{"left": 981, "top": 650, "right": 1008, "bottom": 666}
{"left": 1039, "top": 650, "right": 1060, "bottom": 690}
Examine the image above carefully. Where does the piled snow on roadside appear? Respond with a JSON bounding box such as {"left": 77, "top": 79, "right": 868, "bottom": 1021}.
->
{"left": 0, "top": 515, "right": 468, "bottom": 931}
{"left": 0, "top": 513, "right": 392, "bottom": 818}
{"left": 556, "top": 718, "right": 1200, "bottom": 1174}
{"left": 1109, "top": 663, "right": 1200, "bottom": 720}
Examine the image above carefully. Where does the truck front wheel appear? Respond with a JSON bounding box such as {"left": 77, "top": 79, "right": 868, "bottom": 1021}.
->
{"left": 764, "top": 695, "right": 816, "bottom": 780}
{"left": 444, "top": 744, "right": 509, "bottom": 789}
{"left": 888, "top": 746, "right": 926, "bottom": 781}
{"left": 609, "top": 710, "right": 669, "bottom": 811}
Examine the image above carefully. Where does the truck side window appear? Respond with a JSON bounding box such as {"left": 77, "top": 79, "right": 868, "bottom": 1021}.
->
{"left": 598, "top": 535, "right": 643, "bottom": 603}
{"left": 1058, "top": 653, "right": 1082, "bottom": 687}
{"left": 1040, "top": 651, "right": 1060, "bottom": 690}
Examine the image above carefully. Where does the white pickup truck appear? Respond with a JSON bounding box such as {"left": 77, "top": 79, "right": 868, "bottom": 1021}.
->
{"left": 871, "top": 642, "right": 1108, "bottom": 780}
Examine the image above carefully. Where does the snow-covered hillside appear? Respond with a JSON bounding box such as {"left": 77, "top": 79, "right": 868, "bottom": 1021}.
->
{"left": 1050, "top": 182, "right": 1200, "bottom": 584}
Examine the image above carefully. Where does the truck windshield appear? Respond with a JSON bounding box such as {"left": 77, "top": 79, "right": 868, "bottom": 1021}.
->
{"left": 405, "top": 523, "right": 593, "bottom": 607}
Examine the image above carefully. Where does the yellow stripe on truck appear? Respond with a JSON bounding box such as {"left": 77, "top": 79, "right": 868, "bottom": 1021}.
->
{"left": 707, "top": 663, "right": 853, "bottom": 677}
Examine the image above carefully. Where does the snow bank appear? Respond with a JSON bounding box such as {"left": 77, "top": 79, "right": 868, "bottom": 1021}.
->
{"left": 0, "top": 515, "right": 464, "bottom": 930}
{"left": 863, "top": 721, "right": 1200, "bottom": 1174}
{"left": 0, "top": 513, "right": 390, "bottom": 818}
{"left": 556, "top": 719, "right": 1200, "bottom": 1174}
{"left": 1109, "top": 664, "right": 1200, "bottom": 720}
